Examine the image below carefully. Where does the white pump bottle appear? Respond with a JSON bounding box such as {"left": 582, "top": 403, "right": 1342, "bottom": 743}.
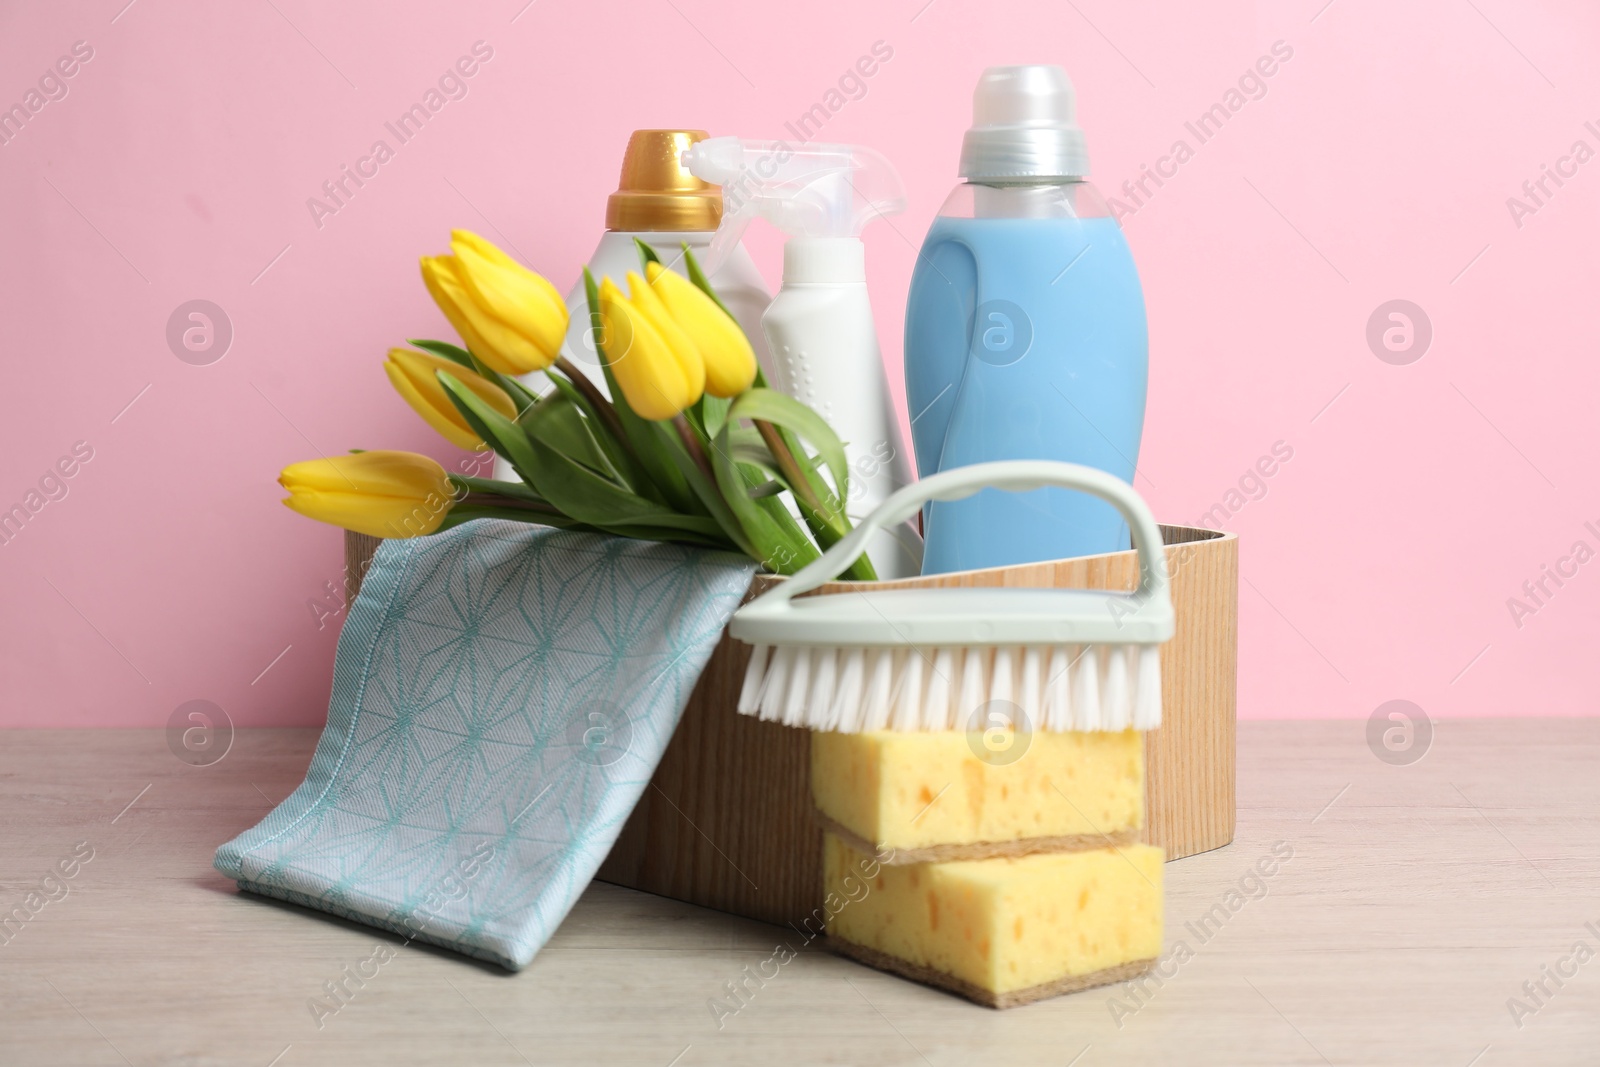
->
{"left": 682, "top": 138, "right": 920, "bottom": 578}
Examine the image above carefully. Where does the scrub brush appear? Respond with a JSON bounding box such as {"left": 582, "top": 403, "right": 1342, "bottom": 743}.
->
{"left": 729, "top": 461, "right": 1174, "bottom": 733}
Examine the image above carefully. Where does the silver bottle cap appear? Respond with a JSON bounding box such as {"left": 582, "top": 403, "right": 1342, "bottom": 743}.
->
{"left": 958, "top": 65, "right": 1089, "bottom": 182}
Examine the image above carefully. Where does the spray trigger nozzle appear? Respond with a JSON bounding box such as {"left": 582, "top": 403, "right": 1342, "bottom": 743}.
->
{"left": 681, "top": 137, "right": 906, "bottom": 275}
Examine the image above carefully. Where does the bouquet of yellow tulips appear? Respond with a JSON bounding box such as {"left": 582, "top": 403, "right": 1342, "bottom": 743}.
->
{"left": 278, "top": 230, "right": 876, "bottom": 579}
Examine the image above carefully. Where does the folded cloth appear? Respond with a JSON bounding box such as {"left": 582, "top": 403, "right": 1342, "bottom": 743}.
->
{"left": 215, "top": 519, "right": 757, "bottom": 970}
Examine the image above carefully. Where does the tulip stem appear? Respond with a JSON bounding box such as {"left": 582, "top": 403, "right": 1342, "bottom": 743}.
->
{"left": 459, "top": 492, "right": 564, "bottom": 515}
{"left": 673, "top": 416, "right": 715, "bottom": 482}
{"left": 755, "top": 419, "right": 835, "bottom": 526}
{"left": 754, "top": 421, "right": 876, "bottom": 581}
{"left": 554, "top": 355, "right": 628, "bottom": 446}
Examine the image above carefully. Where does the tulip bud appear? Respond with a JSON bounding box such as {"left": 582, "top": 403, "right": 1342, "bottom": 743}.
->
{"left": 646, "top": 262, "right": 757, "bottom": 397}
{"left": 597, "top": 276, "right": 702, "bottom": 420}
{"left": 279, "top": 451, "right": 454, "bottom": 539}
{"left": 624, "top": 271, "right": 705, "bottom": 401}
{"left": 384, "top": 349, "right": 516, "bottom": 451}
{"left": 419, "top": 230, "right": 568, "bottom": 376}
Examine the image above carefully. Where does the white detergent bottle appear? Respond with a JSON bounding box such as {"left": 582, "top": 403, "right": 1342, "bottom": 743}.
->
{"left": 495, "top": 129, "right": 772, "bottom": 481}
{"left": 682, "top": 137, "right": 920, "bottom": 579}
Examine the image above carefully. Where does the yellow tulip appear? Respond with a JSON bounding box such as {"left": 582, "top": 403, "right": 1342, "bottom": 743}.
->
{"left": 383, "top": 348, "right": 515, "bottom": 451}
{"left": 419, "top": 230, "right": 568, "bottom": 375}
{"left": 624, "top": 271, "right": 706, "bottom": 400}
{"left": 597, "top": 275, "right": 704, "bottom": 420}
{"left": 646, "top": 261, "right": 757, "bottom": 397}
{"left": 279, "top": 450, "right": 454, "bottom": 539}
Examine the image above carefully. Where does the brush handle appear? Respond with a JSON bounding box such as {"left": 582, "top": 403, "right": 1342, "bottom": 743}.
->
{"left": 773, "top": 460, "right": 1170, "bottom": 603}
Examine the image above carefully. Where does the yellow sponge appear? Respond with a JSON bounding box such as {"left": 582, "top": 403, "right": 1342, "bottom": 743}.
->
{"left": 823, "top": 832, "right": 1163, "bottom": 1007}
{"left": 811, "top": 728, "right": 1144, "bottom": 859}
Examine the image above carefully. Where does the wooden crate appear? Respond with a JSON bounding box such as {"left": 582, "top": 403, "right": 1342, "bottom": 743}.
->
{"left": 345, "top": 525, "right": 1237, "bottom": 929}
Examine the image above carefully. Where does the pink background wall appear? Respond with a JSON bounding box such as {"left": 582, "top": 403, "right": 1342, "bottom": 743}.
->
{"left": 2, "top": 0, "right": 1596, "bottom": 728}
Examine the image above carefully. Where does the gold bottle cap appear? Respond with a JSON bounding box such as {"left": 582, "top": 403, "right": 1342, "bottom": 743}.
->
{"left": 605, "top": 129, "right": 723, "bottom": 233}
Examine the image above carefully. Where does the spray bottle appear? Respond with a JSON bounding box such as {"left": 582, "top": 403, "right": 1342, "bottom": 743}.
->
{"left": 682, "top": 137, "right": 920, "bottom": 578}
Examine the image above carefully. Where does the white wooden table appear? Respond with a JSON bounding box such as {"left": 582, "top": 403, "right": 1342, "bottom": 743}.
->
{"left": 1, "top": 719, "right": 1596, "bottom": 1066}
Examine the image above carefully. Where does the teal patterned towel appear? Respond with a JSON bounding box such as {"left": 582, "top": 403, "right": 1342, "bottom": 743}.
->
{"left": 214, "top": 519, "right": 756, "bottom": 970}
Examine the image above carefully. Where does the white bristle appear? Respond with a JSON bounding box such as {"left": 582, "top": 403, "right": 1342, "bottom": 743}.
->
{"left": 771, "top": 652, "right": 800, "bottom": 726}
{"left": 738, "top": 644, "right": 770, "bottom": 714}
{"left": 958, "top": 648, "right": 987, "bottom": 732}
{"left": 736, "top": 636, "right": 1162, "bottom": 734}
{"left": 1072, "top": 645, "right": 1101, "bottom": 731}
{"left": 927, "top": 648, "right": 955, "bottom": 730}
{"left": 1135, "top": 645, "right": 1163, "bottom": 729}
{"left": 1123, "top": 645, "right": 1141, "bottom": 725}
{"left": 991, "top": 645, "right": 1016, "bottom": 715}
{"left": 748, "top": 648, "right": 779, "bottom": 720}
{"left": 1044, "top": 646, "right": 1073, "bottom": 732}
{"left": 777, "top": 651, "right": 808, "bottom": 728}
{"left": 1103, "top": 645, "right": 1130, "bottom": 730}
{"left": 874, "top": 650, "right": 908, "bottom": 732}
{"left": 809, "top": 649, "right": 839, "bottom": 727}
{"left": 783, "top": 647, "right": 813, "bottom": 726}
{"left": 859, "top": 650, "right": 895, "bottom": 732}
{"left": 760, "top": 645, "right": 795, "bottom": 722}
{"left": 828, "top": 648, "right": 865, "bottom": 732}
{"left": 1019, "top": 646, "right": 1043, "bottom": 729}
{"left": 890, "top": 651, "right": 925, "bottom": 731}
{"left": 838, "top": 650, "right": 866, "bottom": 732}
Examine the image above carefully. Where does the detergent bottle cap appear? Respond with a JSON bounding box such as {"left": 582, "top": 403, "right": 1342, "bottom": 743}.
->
{"left": 606, "top": 130, "right": 723, "bottom": 232}
{"left": 681, "top": 137, "right": 905, "bottom": 274}
{"left": 959, "top": 65, "right": 1089, "bottom": 182}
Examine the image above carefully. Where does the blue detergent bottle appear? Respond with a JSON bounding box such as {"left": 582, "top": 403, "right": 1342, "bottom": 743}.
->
{"left": 906, "top": 65, "right": 1148, "bottom": 574}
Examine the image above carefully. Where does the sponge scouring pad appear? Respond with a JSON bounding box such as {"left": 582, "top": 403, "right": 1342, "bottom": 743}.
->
{"left": 811, "top": 728, "right": 1145, "bottom": 862}
{"left": 822, "top": 832, "right": 1163, "bottom": 1008}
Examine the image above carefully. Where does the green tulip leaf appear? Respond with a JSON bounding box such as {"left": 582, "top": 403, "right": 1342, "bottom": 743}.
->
{"left": 440, "top": 492, "right": 733, "bottom": 551}
{"left": 450, "top": 474, "right": 550, "bottom": 505}
{"left": 632, "top": 236, "right": 662, "bottom": 269}
{"left": 727, "top": 387, "right": 850, "bottom": 504}
{"left": 693, "top": 323, "right": 863, "bottom": 571}
{"left": 698, "top": 393, "right": 732, "bottom": 440}
{"left": 462, "top": 350, "right": 541, "bottom": 415}
{"left": 727, "top": 443, "right": 781, "bottom": 477}
{"left": 684, "top": 392, "right": 732, "bottom": 441}
{"left": 653, "top": 434, "right": 758, "bottom": 559}
{"left": 445, "top": 475, "right": 580, "bottom": 530}
{"left": 539, "top": 366, "right": 649, "bottom": 494}
{"left": 439, "top": 504, "right": 591, "bottom": 533}
{"left": 710, "top": 420, "right": 818, "bottom": 575}
{"left": 752, "top": 490, "right": 820, "bottom": 562}
{"left": 680, "top": 398, "right": 707, "bottom": 439}
{"left": 444, "top": 479, "right": 730, "bottom": 548}
{"left": 438, "top": 370, "right": 549, "bottom": 488}
{"left": 718, "top": 427, "right": 782, "bottom": 477}
{"left": 408, "top": 338, "right": 475, "bottom": 368}
{"left": 407, "top": 338, "right": 539, "bottom": 413}
{"left": 745, "top": 478, "right": 783, "bottom": 499}
{"left": 725, "top": 390, "right": 876, "bottom": 579}
{"left": 596, "top": 521, "right": 730, "bottom": 550}
{"left": 518, "top": 391, "right": 620, "bottom": 483}
{"left": 442, "top": 369, "right": 717, "bottom": 535}
{"left": 488, "top": 370, "right": 541, "bottom": 414}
